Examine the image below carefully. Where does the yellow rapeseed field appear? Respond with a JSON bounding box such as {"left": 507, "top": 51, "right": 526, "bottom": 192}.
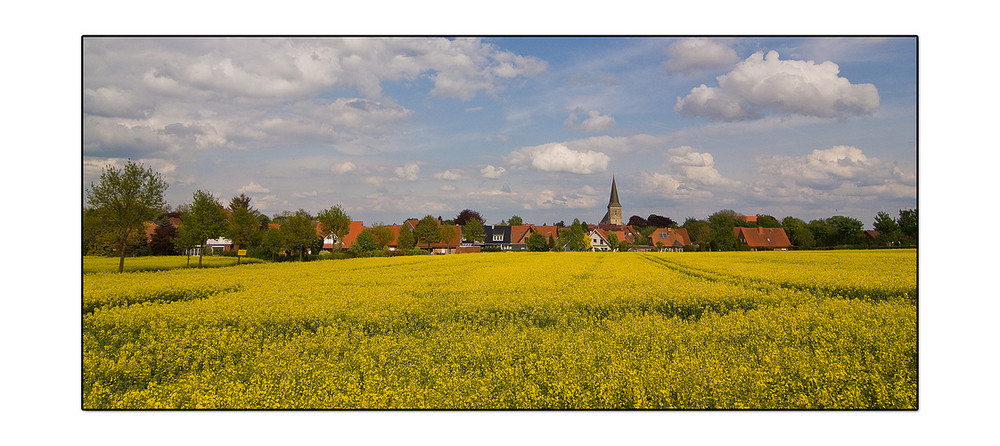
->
{"left": 82, "top": 250, "right": 917, "bottom": 409}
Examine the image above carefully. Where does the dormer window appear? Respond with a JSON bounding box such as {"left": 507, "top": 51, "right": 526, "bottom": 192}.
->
{"left": 493, "top": 234, "right": 503, "bottom": 242}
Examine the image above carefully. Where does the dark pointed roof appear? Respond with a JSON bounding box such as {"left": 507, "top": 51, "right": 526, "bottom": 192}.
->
{"left": 608, "top": 176, "right": 621, "bottom": 207}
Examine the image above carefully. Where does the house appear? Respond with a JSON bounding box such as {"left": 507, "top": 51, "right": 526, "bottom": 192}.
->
{"left": 203, "top": 237, "right": 234, "bottom": 255}
{"left": 736, "top": 215, "right": 758, "bottom": 225}
{"left": 648, "top": 227, "right": 692, "bottom": 252}
{"left": 733, "top": 227, "right": 792, "bottom": 251}
{"left": 482, "top": 225, "right": 518, "bottom": 250}
{"left": 318, "top": 221, "right": 365, "bottom": 250}
{"left": 589, "top": 226, "right": 646, "bottom": 251}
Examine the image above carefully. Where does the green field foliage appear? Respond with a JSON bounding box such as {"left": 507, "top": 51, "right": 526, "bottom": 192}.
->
{"left": 83, "top": 255, "right": 263, "bottom": 274}
{"left": 82, "top": 250, "right": 917, "bottom": 409}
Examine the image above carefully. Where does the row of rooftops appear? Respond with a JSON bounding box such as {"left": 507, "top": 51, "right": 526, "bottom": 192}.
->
{"left": 145, "top": 216, "right": 794, "bottom": 251}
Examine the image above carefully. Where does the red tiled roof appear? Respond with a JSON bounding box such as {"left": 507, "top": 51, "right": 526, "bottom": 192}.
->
{"left": 648, "top": 228, "right": 691, "bottom": 248}
{"left": 510, "top": 225, "right": 534, "bottom": 244}
{"left": 734, "top": 227, "right": 792, "bottom": 249}
{"left": 737, "top": 215, "right": 758, "bottom": 223}
{"left": 530, "top": 225, "right": 560, "bottom": 240}
{"left": 320, "top": 221, "right": 365, "bottom": 249}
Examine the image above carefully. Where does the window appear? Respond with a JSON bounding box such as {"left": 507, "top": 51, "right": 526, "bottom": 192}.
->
{"left": 493, "top": 234, "right": 503, "bottom": 242}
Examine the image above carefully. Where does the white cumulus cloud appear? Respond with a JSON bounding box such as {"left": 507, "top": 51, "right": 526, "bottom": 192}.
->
{"left": 331, "top": 162, "right": 357, "bottom": 174}
{"left": 663, "top": 39, "right": 739, "bottom": 74}
{"left": 667, "top": 146, "right": 739, "bottom": 187}
{"left": 394, "top": 163, "right": 420, "bottom": 181}
{"left": 564, "top": 109, "right": 616, "bottom": 132}
{"left": 238, "top": 181, "right": 271, "bottom": 194}
{"left": 480, "top": 165, "right": 506, "bottom": 179}
{"left": 507, "top": 143, "right": 610, "bottom": 175}
{"left": 434, "top": 169, "right": 465, "bottom": 181}
{"left": 675, "top": 50, "right": 880, "bottom": 120}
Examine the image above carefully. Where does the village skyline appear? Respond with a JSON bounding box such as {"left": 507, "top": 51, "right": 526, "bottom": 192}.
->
{"left": 83, "top": 37, "right": 917, "bottom": 227}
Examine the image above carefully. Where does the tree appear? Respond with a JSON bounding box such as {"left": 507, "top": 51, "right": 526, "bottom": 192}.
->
{"left": 782, "top": 216, "right": 815, "bottom": 249}
{"left": 184, "top": 190, "right": 228, "bottom": 267}
{"left": 280, "top": 209, "right": 317, "bottom": 261}
{"left": 257, "top": 226, "right": 285, "bottom": 261}
{"left": 828, "top": 216, "right": 864, "bottom": 246}
{"left": 316, "top": 205, "right": 352, "bottom": 251}
{"left": 526, "top": 231, "right": 548, "bottom": 251}
{"left": 565, "top": 219, "right": 589, "bottom": 251}
{"left": 646, "top": 214, "right": 676, "bottom": 228}
{"left": 462, "top": 218, "right": 485, "bottom": 243}
{"left": 371, "top": 223, "right": 395, "bottom": 250}
{"left": 172, "top": 211, "right": 201, "bottom": 267}
{"left": 226, "top": 194, "right": 261, "bottom": 257}
{"left": 396, "top": 225, "right": 416, "bottom": 251}
{"left": 873, "top": 211, "right": 901, "bottom": 247}
{"left": 257, "top": 213, "right": 272, "bottom": 231}
{"left": 708, "top": 210, "right": 742, "bottom": 251}
{"left": 606, "top": 231, "right": 619, "bottom": 252}
{"left": 414, "top": 215, "right": 443, "bottom": 251}
{"left": 507, "top": 215, "right": 524, "bottom": 226}
{"left": 149, "top": 220, "right": 178, "bottom": 255}
{"left": 898, "top": 209, "right": 917, "bottom": 241}
{"left": 756, "top": 214, "right": 782, "bottom": 228}
{"left": 86, "top": 160, "right": 168, "bottom": 273}
{"left": 806, "top": 219, "right": 833, "bottom": 247}
{"left": 454, "top": 209, "right": 485, "bottom": 227}
{"left": 350, "top": 228, "right": 379, "bottom": 256}
{"left": 682, "top": 217, "right": 711, "bottom": 250}
{"left": 627, "top": 215, "right": 649, "bottom": 227}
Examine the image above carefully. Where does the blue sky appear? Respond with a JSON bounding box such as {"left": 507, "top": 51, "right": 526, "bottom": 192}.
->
{"left": 83, "top": 36, "right": 916, "bottom": 227}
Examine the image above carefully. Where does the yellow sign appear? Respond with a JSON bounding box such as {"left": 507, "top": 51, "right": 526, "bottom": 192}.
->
{"left": 238, "top": 250, "right": 247, "bottom": 256}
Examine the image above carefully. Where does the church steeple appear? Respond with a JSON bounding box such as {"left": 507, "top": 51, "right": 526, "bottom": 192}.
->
{"left": 602, "top": 176, "right": 623, "bottom": 226}
{"left": 608, "top": 176, "right": 620, "bottom": 207}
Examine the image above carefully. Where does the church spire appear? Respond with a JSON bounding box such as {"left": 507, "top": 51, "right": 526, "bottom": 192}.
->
{"left": 608, "top": 176, "right": 620, "bottom": 207}
{"left": 602, "top": 176, "right": 623, "bottom": 226}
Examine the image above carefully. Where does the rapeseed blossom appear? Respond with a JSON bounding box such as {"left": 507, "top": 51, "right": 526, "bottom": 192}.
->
{"left": 83, "top": 250, "right": 917, "bottom": 409}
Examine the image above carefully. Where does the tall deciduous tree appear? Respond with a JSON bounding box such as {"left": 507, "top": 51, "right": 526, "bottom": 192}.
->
{"left": 226, "top": 194, "right": 261, "bottom": 254}
{"left": 646, "top": 214, "right": 676, "bottom": 228}
{"left": 149, "top": 220, "right": 178, "bottom": 255}
{"left": 526, "top": 231, "right": 548, "bottom": 251}
{"left": 462, "top": 218, "right": 485, "bottom": 243}
{"left": 172, "top": 210, "right": 201, "bottom": 267}
{"left": 182, "top": 190, "right": 228, "bottom": 268}
{"left": 829, "top": 216, "right": 864, "bottom": 246}
{"left": 507, "top": 215, "right": 524, "bottom": 226}
{"left": 317, "top": 205, "right": 352, "bottom": 251}
{"left": 350, "top": 228, "right": 379, "bottom": 256}
{"left": 708, "top": 210, "right": 742, "bottom": 251}
{"left": 682, "top": 217, "right": 711, "bottom": 251}
{"left": 606, "top": 231, "right": 620, "bottom": 252}
{"left": 281, "top": 209, "right": 317, "bottom": 261}
{"left": 565, "top": 219, "right": 589, "bottom": 251}
{"left": 396, "top": 224, "right": 416, "bottom": 251}
{"left": 898, "top": 208, "right": 917, "bottom": 240}
{"left": 873, "top": 211, "right": 901, "bottom": 247}
{"left": 756, "top": 214, "right": 782, "bottom": 228}
{"left": 414, "top": 215, "right": 443, "bottom": 251}
{"left": 782, "top": 216, "right": 815, "bottom": 249}
{"left": 370, "top": 223, "right": 395, "bottom": 250}
{"left": 86, "top": 160, "right": 168, "bottom": 273}
{"left": 454, "top": 209, "right": 485, "bottom": 227}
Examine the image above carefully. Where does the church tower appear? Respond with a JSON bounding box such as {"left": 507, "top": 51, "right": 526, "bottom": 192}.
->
{"left": 601, "top": 176, "right": 623, "bottom": 226}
